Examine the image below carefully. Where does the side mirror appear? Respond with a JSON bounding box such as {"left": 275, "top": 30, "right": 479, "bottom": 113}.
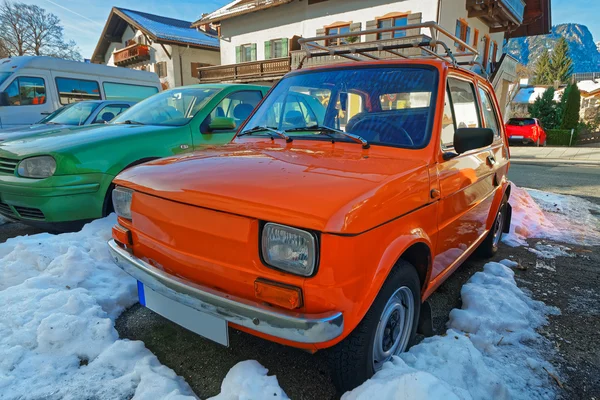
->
{"left": 454, "top": 128, "right": 494, "bottom": 154}
{"left": 0, "top": 92, "right": 9, "bottom": 107}
{"left": 207, "top": 116, "right": 236, "bottom": 133}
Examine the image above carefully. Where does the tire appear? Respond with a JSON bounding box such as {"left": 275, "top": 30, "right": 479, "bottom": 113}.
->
{"left": 542, "top": 139, "right": 547, "bottom": 147}
{"left": 477, "top": 195, "right": 508, "bottom": 258}
{"left": 328, "top": 261, "right": 421, "bottom": 394}
{"left": 535, "top": 137, "right": 540, "bottom": 147}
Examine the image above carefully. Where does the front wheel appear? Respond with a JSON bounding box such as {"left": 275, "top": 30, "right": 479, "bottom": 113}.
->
{"left": 328, "top": 261, "right": 421, "bottom": 394}
{"left": 477, "top": 195, "right": 508, "bottom": 258}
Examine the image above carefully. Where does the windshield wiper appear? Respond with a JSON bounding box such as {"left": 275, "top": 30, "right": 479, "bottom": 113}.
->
{"left": 295, "top": 125, "right": 369, "bottom": 149}
{"left": 239, "top": 126, "right": 292, "bottom": 143}
{"left": 115, "top": 120, "right": 145, "bottom": 125}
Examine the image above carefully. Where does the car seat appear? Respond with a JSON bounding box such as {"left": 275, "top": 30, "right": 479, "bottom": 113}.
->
{"left": 233, "top": 103, "right": 254, "bottom": 126}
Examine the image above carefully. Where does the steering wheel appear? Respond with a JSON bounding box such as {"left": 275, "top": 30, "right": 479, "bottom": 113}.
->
{"left": 349, "top": 119, "right": 414, "bottom": 146}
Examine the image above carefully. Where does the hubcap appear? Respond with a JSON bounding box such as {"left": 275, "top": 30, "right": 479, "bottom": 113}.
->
{"left": 372, "top": 286, "right": 415, "bottom": 371}
{"left": 492, "top": 207, "right": 504, "bottom": 247}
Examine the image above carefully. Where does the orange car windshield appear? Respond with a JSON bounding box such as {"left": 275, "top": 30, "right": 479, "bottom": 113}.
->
{"left": 242, "top": 66, "right": 438, "bottom": 148}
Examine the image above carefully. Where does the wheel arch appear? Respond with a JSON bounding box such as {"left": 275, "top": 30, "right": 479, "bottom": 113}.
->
{"left": 102, "top": 157, "right": 161, "bottom": 216}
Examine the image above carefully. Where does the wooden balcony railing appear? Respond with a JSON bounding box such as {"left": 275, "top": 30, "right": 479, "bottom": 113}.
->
{"left": 467, "top": 0, "right": 526, "bottom": 31}
{"left": 197, "top": 57, "right": 291, "bottom": 83}
{"left": 114, "top": 44, "right": 151, "bottom": 67}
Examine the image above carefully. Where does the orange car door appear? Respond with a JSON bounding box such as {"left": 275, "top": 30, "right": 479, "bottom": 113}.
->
{"left": 432, "top": 76, "right": 496, "bottom": 283}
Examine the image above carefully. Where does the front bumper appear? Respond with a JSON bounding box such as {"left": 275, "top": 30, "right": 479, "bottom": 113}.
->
{"left": 108, "top": 239, "right": 344, "bottom": 344}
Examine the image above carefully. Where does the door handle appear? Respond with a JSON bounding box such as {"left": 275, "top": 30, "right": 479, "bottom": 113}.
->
{"left": 486, "top": 154, "right": 496, "bottom": 166}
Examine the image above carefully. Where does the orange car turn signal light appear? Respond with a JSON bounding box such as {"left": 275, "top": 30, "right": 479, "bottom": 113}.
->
{"left": 112, "top": 224, "right": 132, "bottom": 247}
{"left": 254, "top": 279, "right": 303, "bottom": 310}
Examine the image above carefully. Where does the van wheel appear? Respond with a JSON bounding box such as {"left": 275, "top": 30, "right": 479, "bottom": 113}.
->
{"left": 477, "top": 195, "right": 508, "bottom": 258}
{"left": 328, "top": 261, "right": 421, "bottom": 394}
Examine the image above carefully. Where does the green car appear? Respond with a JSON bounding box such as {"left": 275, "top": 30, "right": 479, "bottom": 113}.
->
{"left": 0, "top": 83, "right": 268, "bottom": 230}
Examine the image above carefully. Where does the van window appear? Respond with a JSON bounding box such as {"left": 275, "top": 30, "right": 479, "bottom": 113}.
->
{"left": 448, "top": 77, "right": 480, "bottom": 130}
{"left": 5, "top": 76, "right": 46, "bottom": 106}
{"left": 103, "top": 82, "right": 158, "bottom": 102}
{"left": 478, "top": 87, "right": 500, "bottom": 138}
{"left": 56, "top": 77, "right": 101, "bottom": 104}
{"left": 441, "top": 87, "right": 456, "bottom": 148}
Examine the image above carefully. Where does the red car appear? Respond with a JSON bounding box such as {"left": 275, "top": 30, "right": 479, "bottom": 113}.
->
{"left": 505, "top": 118, "right": 547, "bottom": 146}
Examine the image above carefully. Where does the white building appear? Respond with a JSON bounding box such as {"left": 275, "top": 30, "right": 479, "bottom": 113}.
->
{"left": 92, "top": 7, "right": 221, "bottom": 89}
{"left": 191, "top": 0, "right": 550, "bottom": 113}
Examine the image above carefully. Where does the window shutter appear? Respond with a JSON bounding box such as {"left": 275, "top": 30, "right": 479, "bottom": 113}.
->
{"left": 365, "top": 20, "right": 377, "bottom": 42}
{"left": 264, "top": 41, "right": 272, "bottom": 59}
{"left": 316, "top": 28, "right": 326, "bottom": 46}
{"left": 236, "top": 46, "right": 241, "bottom": 63}
{"left": 407, "top": 12, "right": 422, "bottom": 36}
{"left": 251, "top": 43, "right": 257, "bottom": 61}
{"left": 281, "top": 38, "right": 289, "bottom": 57}
{"left": 349, "top": 22, "right": 361, "bottom": 33}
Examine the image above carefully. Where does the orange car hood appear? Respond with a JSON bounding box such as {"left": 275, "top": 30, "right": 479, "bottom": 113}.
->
{"left": 115, "top": 140, "right": 432, "bottom": 234}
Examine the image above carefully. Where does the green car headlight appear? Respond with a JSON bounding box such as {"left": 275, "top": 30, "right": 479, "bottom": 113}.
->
{"left": 112, "top": 186, "right": 133, "bottom": 220}
{"left": 261, "top": 223, "right": 317, "bottom": 276}
{"left": 17, "top": 156, "right": 56, "bottom": 178}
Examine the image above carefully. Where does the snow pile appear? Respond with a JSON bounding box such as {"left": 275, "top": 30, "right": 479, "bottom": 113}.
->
{"left": 0, "top": 216, "right": 196, "bottom": 400}
{"left": 504, "top": 186, "right": 600, "bottom": 247}
{"left": 214, "top": 262, "right": 558, "bottom": 400}
{"left": 208, "top": 360, "right": 289, "bottom": 400}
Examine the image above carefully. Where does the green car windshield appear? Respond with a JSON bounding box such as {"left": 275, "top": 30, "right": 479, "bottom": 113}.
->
{"left": 112, "top": 87, "right": 219, "bottom": 126}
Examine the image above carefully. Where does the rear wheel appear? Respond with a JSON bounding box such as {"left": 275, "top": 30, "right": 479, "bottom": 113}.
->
{"left": 328, "top": 261, "right": 421, "bottom": 394}
{"left": 535, "top": 137, "right": 540, "bottom": 147}
{"left": 477, "top": 195, "right": 508, "bottom": 258}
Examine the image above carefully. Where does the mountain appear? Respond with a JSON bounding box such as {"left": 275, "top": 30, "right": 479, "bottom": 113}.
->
{"left": 506, "top": 23, "right": 600, "bottom": 73}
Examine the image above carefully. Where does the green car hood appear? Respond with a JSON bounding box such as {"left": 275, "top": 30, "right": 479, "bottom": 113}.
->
{"left": 0, "top": 124, "right": 92, "bottom": 143}
{"left": 0, "top": 124, "right": 180, "bottom": 158}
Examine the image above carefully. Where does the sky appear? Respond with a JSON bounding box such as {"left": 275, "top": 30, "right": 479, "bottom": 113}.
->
{"left": 23, "top": 0, "right": 600, "bottom": 59}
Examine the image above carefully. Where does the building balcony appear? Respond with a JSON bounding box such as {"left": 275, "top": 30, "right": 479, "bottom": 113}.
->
{"left": 114, "top": 44, "right": 151, "bottom": 67}
{"left": 466, "top": 0, "right": 526, "bottom": 32}
{"left": 197, "top": 57, "right": 291, "bottom": 83}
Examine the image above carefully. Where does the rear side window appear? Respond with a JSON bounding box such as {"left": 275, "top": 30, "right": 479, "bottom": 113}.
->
{"left": 103, "top": 82, "right": 158, "bottom": 102}
{"left": 5, "top": 76, "right": 46, "bottom": 106}
{"left": 56, "top": 77, "right": 101, "bottom": 104}
{"left": 478, "top": 87, "right": 500, "bottom": 138}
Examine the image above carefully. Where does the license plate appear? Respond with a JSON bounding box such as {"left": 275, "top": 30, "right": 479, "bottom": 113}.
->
{"left": 510, "top": 135, "right": 524, "bottom": 140}
{"left": 137, "top": 281, "right": 229, "bottom": 346}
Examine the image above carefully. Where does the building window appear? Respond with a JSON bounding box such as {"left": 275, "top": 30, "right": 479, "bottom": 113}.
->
{"left": 55, "top": 77, "right": 100, "bottom": 105}
{"left": 455, "top": 19, "right": 469, "bottom": 50}
{"left": 191, "top": 62, "right": 211, "bottom": 78}
{"left": 377, "top": 15, "right": 408, "bottom": 40}
{"left": 236, "top": 44, "right": 256, "bottom": 62}
{"left": 265, "top": 38, "right": 288, "bottom": 59}
{"left": 326, "top": 24, "right": 350, "bottom": 46}
{"left": 155, "top": 61, "right": 167, "bottom": 78}
{"left": 4, "top": 76, "right": 46, "bottom": 106}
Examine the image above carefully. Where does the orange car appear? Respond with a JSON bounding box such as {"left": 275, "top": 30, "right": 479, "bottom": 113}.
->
{"left": 109, "top": 58, "right": 511, "bottom": 392}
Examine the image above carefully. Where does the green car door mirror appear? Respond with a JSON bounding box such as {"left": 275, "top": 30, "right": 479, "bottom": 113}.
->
{"left": 207, "top": 117, "right": 236, "bottom": 133}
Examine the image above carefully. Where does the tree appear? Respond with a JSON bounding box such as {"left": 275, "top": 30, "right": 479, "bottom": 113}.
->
{"left": 529, "top": 87, "right": 560, "bottom": 129}
{"left": 533, "top": 49, "right": 553, "bottom": 85}
{"left": 0, "top": 1, "right": 81, "bottom": 60}
{"left": 551, "top": 37, "right": 574, "bottom": 84}
{"left": 560, "top": 82, "right": 581, "bottom": 130}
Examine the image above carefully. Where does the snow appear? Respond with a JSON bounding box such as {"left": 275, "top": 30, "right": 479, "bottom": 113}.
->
{"left": 503, "top": 186, "right": 600, "bottom": 248}
{"left": 0, "top": 216, "right": 196, "bottom": 400}
{"left": 211, "top": 262, "right": 559, "bottom": 400}
{"left": 513, "top": 86, "right": 563, "bottom": 104}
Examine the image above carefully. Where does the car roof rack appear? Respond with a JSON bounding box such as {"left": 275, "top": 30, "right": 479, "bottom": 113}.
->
{"left": 297, "top": 21, "right": 484, "bottom": 76}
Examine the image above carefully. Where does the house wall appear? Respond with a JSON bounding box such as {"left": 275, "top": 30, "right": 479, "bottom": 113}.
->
{"left": 103, "top": 25, "right": 220, "bottom": 88}
{"left": 218, "top": 0, "right": 438, "bottom": 65}
{"left": 218, "top": 0, "right": 504, "bottom": 66}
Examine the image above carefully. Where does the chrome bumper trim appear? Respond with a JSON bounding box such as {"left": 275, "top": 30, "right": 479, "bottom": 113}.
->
{"left": 108, "top": 240, "right": 344, "bottom": 344}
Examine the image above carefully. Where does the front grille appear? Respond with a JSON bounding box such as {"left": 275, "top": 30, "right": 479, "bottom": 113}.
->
{"left": 0, "top": 157, "right": 18, "bottom": 175}
{"left": 0, "top": 201, "right": 14, "bottom": 217}
{"left": 14, "top": 206, "right": 44, "bottom": 220}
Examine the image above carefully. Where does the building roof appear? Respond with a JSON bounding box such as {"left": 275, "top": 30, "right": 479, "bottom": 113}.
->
{"left": 513, "top": 85, "right": 563, "bottom": 104}
{"left": 578, "top": 80, "right": 600, "bottom": 96}
{"left": 193, "top": 0, "right": 294, "bottom": 26}
{"left": 92, "top": 7, "right": 219, "bottom": 63}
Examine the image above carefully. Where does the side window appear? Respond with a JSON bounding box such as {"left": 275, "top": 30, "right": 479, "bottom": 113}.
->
{"left": 441, "top": 87, "right": 456, "bottom": 149}
{"left": 448, "top": 77, "right": 480, "bottom": 131}
{"left": 103, "top": 82, "right": 158, "bottom": 101}
{"left": 93, "top": 105, "right": 130, "bottom": 124}
{"left": 201, "top": 90, "right": 263, "bottom": 133}
{"left": 56, "top": 77, "right": 101, "bottom": 104}
{"left": 5, "top": 77, "right": 46, "bottom": 106}
{"left": 478, "top": 87, "right": 500, "bottom": 139}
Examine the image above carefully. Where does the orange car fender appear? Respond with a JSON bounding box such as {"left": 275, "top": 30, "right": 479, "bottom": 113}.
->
{"left": 485, "top": 178, "right": 511, "bottom": 230}
{"left": 354, "top": 230, "right": 433, "bottom": 325}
